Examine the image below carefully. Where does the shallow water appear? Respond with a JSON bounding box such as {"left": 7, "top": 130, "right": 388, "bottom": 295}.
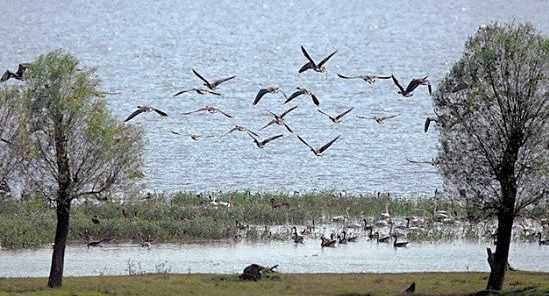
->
{"left": 1, "top": 240, "right": 548, "bottom": 277}
{"left": 1, "top": 1, "right": 548, "bottom": 194}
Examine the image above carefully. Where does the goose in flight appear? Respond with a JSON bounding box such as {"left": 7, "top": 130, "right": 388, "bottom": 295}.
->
{"left": 171, "top": 130, "right": 215, "bottom": 141}
{"left": 247, "top": 132, "right": 283, "bottom": 148}
{"left": 192, "top": 69, "right": 235, "bottom": 90}
{"left": 356, "top": 114, "right": 399, "bottom": 124}
{"left": 318, "top": 107, "right": 354, "bottom": 123}
{"left": 296, "top": 134, "right": 340, "bottom": 156}
{"left": 298, "top": 45, "right": 338, "bottom": 74}
{"left": 404, "top": 282, "right": 416, "bottom": 294}
{"left": 253, "top": 86, "right": 287, "bottom": 105}
{"left": 424, "top": 116, "right": 439, "bottom": 132}
{"left": 225, "top": 125, "right": 259, "bottom": 137}
{"left": 260, "top": 106, "right": 297, "bottom": 133}
{"left": 1, "top": 63, "right": 30, "bottom": 82}
{"left": 391, "top": 75, "right": 432, "bottom": 97}
{"left": 183, "top": 106, "right": 232, "bottom": 118}
{"left": 284, "top": 87, "right": 319, "bottom": 106}
{"left": 336, "top": 73, "right": 391, "bottom": 84}
{"left": 173, "top": 87, "right": 221, "bottom": 97}
{"left": 124, "top": 106, "right": 168, "bottom": 122}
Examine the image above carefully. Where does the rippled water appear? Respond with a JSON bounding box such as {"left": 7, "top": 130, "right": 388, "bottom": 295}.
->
{"left": 1, "top": 241, "right": 547, "bottom": 277}
{"left": 1, "top": 1, "right": 548, "bottom": 193}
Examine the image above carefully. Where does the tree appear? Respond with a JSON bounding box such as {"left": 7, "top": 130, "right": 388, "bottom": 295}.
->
{"left": 14, "top": 50, "right": 144, "bottom": 288}
{"left": 433, "top": 23, "right": 548, "bottom": 291}
{"left": 0, "top": 86, "right": 23, "bottom": 197}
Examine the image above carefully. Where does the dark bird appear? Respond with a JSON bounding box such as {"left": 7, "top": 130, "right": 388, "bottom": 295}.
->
{"left": 91, "top": 215, "right": 100, "bottom": 225}
{"left": 225, "top": 125, "right": 259, "bottom": 137}
{"left": 537, "top": 232, "right": 549, "bottom": 245}
{"left": 260, "top": 106, "right": 297, "bottom": 133}
{"left": 291, "top": 226, "right": 304, "bottom": 244}
{"left": 374, "top": 232, "right": 390, "bottom": 243}
{"left": 171, "top": 130, "right": 215, "bottom": 140}
{"left": 248, "top": 132, "right": 283, "bottom": 148}
{"left": 1, "top": 63, "right": 30, "bottom": 82}
{"left": 391, "top": 75, "right": 432, "bottom": 97}
{"left": 284, "top": 87, "right": 319, "bottom": 106}
{"left": 173, "top": 88, "right": 221, "bottom": 97}
{"left": 344, "top": 231, "right": 358, "bottom": 242}
{"left": 270, "top": 198, "right": 289, "bottom": 209}
{"left": 298, "top": 45, "right": 338, "bottom": 74}
{"left": 296, "top": 134, "right": 340, "bottom": 156}
{"left": 336, "top": 73, "right": 391, "bottom": 84}
{"left": 253, "top": 86, "right": 287, "bottom": 105}
{"left": 424, "top": 116, "right": 439, "bottom": 132}
{"left": 393, "top": 235, "right": 409, "bottom": 248}
{"left": 320, "top": 235, "right": 337, "bottom": 247}
{"left": 183, "top": 106, "right": 232, "bottom": 118}
{"left": 192, "top": 68, "right": 235, "bottom": 90}
{"left": 124, "top": 106, "right": 168, "bottom": 122}
{"left": 404, "top": 282, "right": 416, "bottom": 293}
{"left": 357, "top": 114, "right": 399, "bottom": 124}
{"left": 317, "top": 107, "right": 354, "bottom": 123}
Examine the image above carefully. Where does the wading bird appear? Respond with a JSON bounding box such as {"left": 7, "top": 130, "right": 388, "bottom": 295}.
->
{"left": 357, "top": 114, "right": 400, "bottom": 124}
{"left": 391, "top": 75, "right": 432, "bottom": 97}
{"left": 253, "top": 86, "right": 287, "bottom": 105}
{"left": 183, "top": 106, "right": 232, "bottom": 118}
{"left": 296, "top": 134, "right": 340, "bottom": 156}
{"left": 298, "top": 45, "right": 338, "bottom": 75}
{"left": 192, "top": 68, "right": 235, "bottom": 90}
{"left": 260, "top": 106, "right": 297, "bottom": 133}
{"left": 124, "top": 106, "right": 168, "bottom": 122}
{"left": 1, "top": 63, "right": 30, "bottom": 82}
{"left": 173, "top": 87, "right": 221, "bottom": 97}
{"left": 248, "top": 132, "right": 283, "bottom": 148}
{"left": 284, "top": 87, "right": 320, "bottom": 106}
{"left": 336, "top": 73, "right": 391, "bottom": 84}
{"left": 318, "top": 107, "right": 354, "bottom": 123}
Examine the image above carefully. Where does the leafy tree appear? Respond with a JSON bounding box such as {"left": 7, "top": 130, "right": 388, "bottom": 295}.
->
{"left": 14, "top": 50, "right": 144, "bottom": 288}
{"left": 0, "top": 86, "right": 23, "bottom": 197}
{"left": 433, "top": 23, "right": 548, "bottom": 291}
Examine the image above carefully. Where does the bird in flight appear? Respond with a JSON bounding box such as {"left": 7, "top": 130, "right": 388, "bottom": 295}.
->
{"left": 261, "top": 106, "right": 297, "bottom": 133}
{"left": 173, "top": 88, "right": 221, "bottom": 97}
{"left": 391, "top": 75, "right": 432, "bottom": 97}
{"left": 124, "top": 106, "right": 168, "bottom": 122}
{"left": 182, "top": 106, "right": 232, "bottom": 118}
{"left": 356, "top": 114, "right": 399, "bottom": 124}
{"left": 192, "top": 69, "right": 235, "bottom": 90}
{"left": 253, "top": 86, "right": 287, "bottom": 105}
{"left": 248, "top": 132, "right": 284, "bottom": 148}
{"left": 1, "top": 63, "right": 30, "bottom": 82}
{"left": 225, "top": 125, "right": 259, "bottom": 137}
{"left": 298, "top": 46, "right": 338, "bottom": 74}
{"left": 171, "top": 130, "right": 215, "bottom": 140}
{"left": 336, "top": 73, "right": 392, "bottom": 84}
{"left": 296, "top": 134, "right": 341, "bottom": 156}
{"left": 284, "top": 87, "right": 319, "bottom": 106}
{"left": 317, "top": 107, "right": 354, "bottom": 123}
{"left": 424, "top": 116, "right": 440, "bottom": 132}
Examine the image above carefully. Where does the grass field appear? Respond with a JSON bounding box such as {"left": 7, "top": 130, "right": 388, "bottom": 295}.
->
{"left": 0, "top": 272, "right": 548, "bottom": 295}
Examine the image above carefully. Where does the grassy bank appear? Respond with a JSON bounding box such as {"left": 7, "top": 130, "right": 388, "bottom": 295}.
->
{"left": 0, "top": 191, "right": 546, "bottom": 249}
{"left": 1, "top": 272, "right": 548, "bottom": 295}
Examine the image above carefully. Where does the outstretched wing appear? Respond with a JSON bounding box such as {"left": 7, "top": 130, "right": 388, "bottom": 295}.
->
{"left": 0, "top": 70, "right": 11, "bottom": 82}
{"left": 214, "top": 108, "right": 232, "bottom": 118}
{"left": 427, "top": 83, "right": 432, "bottom": 95}
{"left": 337, "top": 73, "right": 361, "bottom": 79}
{"left": 317, "top": 109, "right": 331, "bottom": 118}
{"left": 391, "top": 75, "right": 406, "bottom": 93}
{"left": 182, "top": 107, "right": 207, "bottom": 115}
{"left": 319, "top": 135, "right": 340, "bottom": 153}
{"left": 381, "top": 114, "right": 399, "bottom": 121}
{"left": 335, "top": 107, "right": 354, "bottom": 120}
{"left": 173, "top": 89, "right": 192, "bottom": 97}
{"left": 310, "top": 94, "right": 320, "bottom": 106}
{"left": 284, "top": 89, "right": 305, "bottom": 104}
{"left": 260, "top": 120, "right": 276, "bottom": 130}
{"left": 300, "top": 45, "right": 316, "bottom": 67}
{"left": 296, "top": 135, "right": 315, "bottom": 151}
{"left": 192, "top": 69, "right": 212, "bottom": 89}
{"left": 282, "top": 122, "right": 293, "bottom": 133}
{"left": 404, "top": 79, "right": 421, "bottom": 94}
{"left": 207, "top": 89, "right": 222, "bottom": 96}
{"left": 298, "top": 62, "right": 314, "bottom": 73}
{"left": 317, "top": 49, "right": 338, "bottom": 67}
{"left": 124, "top": 109, "right": 144, "bottom": 122}
{"left": 210, "top": 75, "right": 236, "bottom": 88}
{"left": 247, "top": 132, "right": 260, "bottom": 145}
{"left": 374, "top": 75, "right": 392, "bottom": 80}
{"left": 152, "top": 108, "right": 168, "bottom": 117}
{"left": 17, "top": 63, "right": 30, "bottom": 76}
{"left": 280, "top": 105, "right": 298, "bottom": 118}
{"left": 356, "top": 115, "right": 376, "bottom": 120}
{"left": 424, "top": 117, "right": 432, "bottom": 132}
{"left": 253, "top": 88, "right": 269, "bottom": 105}
{"left": 263, "top": 134, "right": 284, "bottom": 145}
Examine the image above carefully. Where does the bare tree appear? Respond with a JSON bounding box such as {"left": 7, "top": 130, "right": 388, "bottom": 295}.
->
{"left": 432, "top": 23, "right": 548, "bottom": 291}
{"left": 14, "top": 50, "right": 144, "bottom": 288}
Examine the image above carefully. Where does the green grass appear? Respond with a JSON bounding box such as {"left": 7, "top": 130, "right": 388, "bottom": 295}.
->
{"left": 0, "top": 272, "right": 548, "bottom": 295}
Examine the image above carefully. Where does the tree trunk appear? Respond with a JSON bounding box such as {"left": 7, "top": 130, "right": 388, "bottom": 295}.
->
{"left": 47, "top": 199, "right": 71, "bottom": 288}
{"left": 486, "top": 207, "right": 514, "bottom": 290}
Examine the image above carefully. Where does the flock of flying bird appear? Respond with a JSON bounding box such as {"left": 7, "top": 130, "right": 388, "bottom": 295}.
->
{"left": 105, "top": 45, "right": 436, "bottom": 155}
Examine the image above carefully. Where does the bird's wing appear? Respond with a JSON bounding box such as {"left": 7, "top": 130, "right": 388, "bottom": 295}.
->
{"left": 382, "top": 114, "right": 399, "bottom": 120}
{"left": 247, "top": 132, "right": 260, "bottom": 145}
{"left": 319, "top": 135, "right": 341, "bottom": 153}
{"left": 337, "top": 73, "right": 358, "bottom": 79}
{"left": 0, "top": 70, "right": 10, "bottom": 82}
{"left": 247, "top": 129, "right": 259, "bottom": 137}
{"left": 207, "top": 89, "right": 222, "bottom": 96}
{"left": 173, "top": 89, "right": 192, "bottom": 97}
{"left": 17, "top": 63, "right": 30, "bottom": 76}
{"left": 171, "top": 130, "right": 182, "bottom": 135}
{"left": 356, "top": 115, "right": 375, "bottom": 120}
{"left": 152, "top": 108, "right": 168, "bottom": 117}
{"left": 260, "top": 120, "right": 276, "bottom": 130}
{"left": 278, "top": 89, "right": 288, "bottom": 99}
{"left": 124, "top": 109, "right": 144, "bottom": 122}
{"left": 283, "top": 122, "right": 293, "bottom": 133}
{"left": 296, "top": 135, "right": 315, "bottom": 151}
{"left": 391, "top": 75, "right": 406, "bottom": 93}
{"left": 284, "top": 89, "right": 304, "bottom": 104}
{"left": 335, "top": 107, "right": 354, "bottom": 120}
{"left": 182, "top": 107, "right": 206, "bottom": 115}
{"left": 317, "top": 109, "right": 331, "bottom": 118}
{"left": 298, "top": 62, "right": 313, "bottom": 73}
{"left": 374, "top": 75, "right": 392, "bottom": 79}
{"left": 424, "top": 117, "right": 431, "bottom": 132}
{"left": 318, "top": 49, "right": 338, "bottom": 67}
{"left": 280, "top": 105, "right": 298, "bottom": 118}
{"left": 300, "top": 45, "right": 316, "bottom": 67}
{"left": 404, "top": 79, "right": 421, "bottom": 93}
{"left": 427, "top": 82, "right": 432, "bottom": 95}
{"left": 310, "top": 94, "right": 320, "bottom": 106}
{"left": 210, "top": 75, "right": 236, "bottom": 88}
{"left": 192, "top": 69, "right": 212, "bottom": 89}
{"left": 253, "top": 88, "right": 269, "bottom": 105}
{"left": 215, "top": 108, "right": 232, "bottom": 118}
{"left": 262, "top": 134, "right": 284, "bottom": 145}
